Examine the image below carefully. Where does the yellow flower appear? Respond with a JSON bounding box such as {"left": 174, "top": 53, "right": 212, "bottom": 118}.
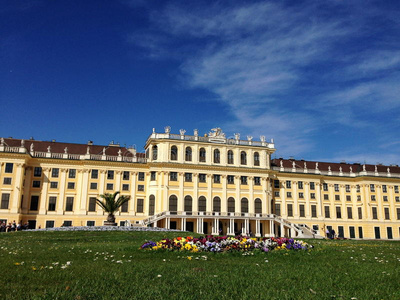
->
{"left": 187, "top": 256, "right": 192, "bottom": 260}
{"left": 14, "top": 262, "right": 20, "bottom": 266}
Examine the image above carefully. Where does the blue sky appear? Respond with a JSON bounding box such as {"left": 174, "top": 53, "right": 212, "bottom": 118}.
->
{"left": 1, "top": 0, "right": 400, "bottom": 164}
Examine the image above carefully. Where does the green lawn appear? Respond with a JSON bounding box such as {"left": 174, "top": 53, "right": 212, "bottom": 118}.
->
{"left": 1, "top": 231, "right": 399, "bottom": 300}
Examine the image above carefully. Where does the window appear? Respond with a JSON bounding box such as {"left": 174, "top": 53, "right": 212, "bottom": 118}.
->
{"left": 91, "top": 169, "right": 98, "bottom": 179}
{"left": 214, "top": 175, "right": 221, "bottom": 184}
{"left": 90, "top": 182, "right": 97, "bottom": 189}
{"left": 274, "top": 191, "right": 280, "bottom": 197}
{"left": 170, "top": 172, "right": 178, "bottom": 181}
{"left": 345, "top": 185, "right": 350, "bottom": 193}
{"left": 372, "top": 207, "right": 378, "bottom": 219}
{"left": 3, "top": 178, "right": 11, "bottom": 185}
{"left": 370, "top": 184, "right": 375, "bottom": 192}
{"left": 227, "top": 197, "right": 235, "bottom": 213}
{"left": 349, "top": 226, "right": 355, "bottom": 238}
{"left": 30, "top": 196, "right": 39, "bottom": 211}
{"left": 311, "top": 205, "right": 317, "bottom": 218}
{"left": 299, "top": 192, "right": 304, "bottom": 199}
{"left": 184, "top": 195, "right": 192, "bottom": 213}
{"left": 137, "top": 198, "right": 144, "bottom": 213}
{"left": 66, "top": 197, "right": 74, "bottom": 211}
{"left": 87, "top": 221, "right": 95, "bottom": 227}
{"left": 34, "top": 167, "right": 42, "bottom": 177}
{"left": 50, "top": 182, "right": 58, "bottom": 189}
{"left": 287, "top": 204, "right": 293, "bottom": 217}
{"left": 371, "top": 195, "right": 376, "bottom": 201}
{"left": 310, "top": 182, "right": 315, "bottom": 190}
{"left": 52, "top": 168, "right": 59, "bottom": 178}
{"left": 198, "top": 196, "right": 207, "bottom": 212}
{"left": 1, "top": 194, "right": 10, "bottom": 209}
{"left": 32, "top": 181, "right": 41, "bottom": 188}
{"left": 106, "top": 183, "right": 113, "bottom": 190}
{"left": 275, "top": 203, "right": 281, "bottom": 216}
{"left": 138, "top": 172, "right": 145, "bottom": 181}
{"left": 383, "top": 196, "right": 388, "bottom": 202}
{"left": 382, "top": 185, "right": 387, "bottom": 193}
{"left": 384, "top": 207, "right": 390, "bottom": 220}
{"left": 324, "top": 206, "right": 330, "bottom": 218}
{"left": 67, "top": 182, "right": 75, "bottom": 189}
{"left": 287, "top": 192, "right": 292, "bottom": 198}
{"left": 347, "top": 207, "right": 353, "bottom": 219}
{"left": 298, "top": 181, "right": 303, "bottom": 189}
{"left": 48, "top": 197, "right": 56, "bottom": 211}
{"left": 240, "top": 151, "right": 247, "bottom": 165}
{"left": 255, "top": 198, "right": 262, "bottom": 214}
{"left": 46, "top": 221, "right": 55, "bottom": 228}
{"left": 334, "top": 184, "right": 339, "bottom": 192}
{"left": 357, "top": 195, "right": 361, "bottom": 201}
{"left": 240, "top": 176, "right": 247, "bottom": 185}
{"left": 185, "top": 147, "right": 192, "bottom": 161}
{"left": 150, "top": 171, "right": 156, "bottom": 181}
{"left": 396, "top": 196, "right": 400, "bottom": 202}
{"left": 358, "top": 207, "right": 362, "bottom": 219}
{"left": 397, "top": 208, "right": 400, "bottom": 220}
{"left": 152, "top": 145, "right": 158, "bottom": 160}
{"left": 185, "top": 173, "right": 192, "bottom": 182}
{"left": 323, "top": 183, "right": 328, "bottom": 191}
{"left": 324, "top": 194, "right": 329, "bottom": 200}
{"left": 299, "top": 204, "right": 305, "bottom": 217}
{"left": 227, "top": 150, "right": 234, "bottom": 164}
{"left": 213, "top": 197, "right": 222, "bottom": 213}
{"left": 254, "top": 152, "right": 260, "bottom": 166}
{"left": 240, "top": 198, "right": 248, "bottom": 214}
{"left": 63, "top": 221, "right": 72, "bottom": 227}
{"left": 5, "top": 163, "right": 13, "bottom": 173}
{"left": 88, "top": 197, "right": 97, "bottom": 212}
{"left": 254, "top": 177, "right": 261, "bottom": 185}
{"left": 169, "top": 195, "right": 177, "bottom": 212}
{"left": 335, "top": 195, "right": 340, "bottom": 201}
{"left": 122, "top": 184, "right": 129, "bottom": 191}
{"left": 138, "top": 185, "right": 144, "bottom": 191}
{"left": 356, "top": 185, "right": 360, "bottom": 193}
{"left": 199, "top": 148, "right": 206, "bottom": 162}
{"left": 121, "top": 201, "right": 128, "bottom": 213}
{"left": 107, "top": 170, "right": 114, "bottom": 180}
{"left": 310, "top": 193, "right": 315, "bottom": 199}
{"left": 171, "top": 146, "right": 178, "bottom": 161}
{"left": 346, "top": 195, "right": 351, "bottom": 202}
{"left": 395, "top": 185, "right": 399, "bottom": 193}
{"left": 336, "top": 207, "right": 342, "bottom": 219}
{"left": 227, "top": 175, "right": 234, "bottom": 184}
{"left": 199, "top": 174, "right": 206, "bottom": 183}
{"left": 274, "top": 180, "right": 280, "bottom": 188}
{"left": 123, "top": 171, "right": 130, "bottom": 180}
{"left": 69, "top": 169, "right": 76, "bottom": 179}
{"left": 213, "top": 149, "right": 220, "bottom": 163}
{"left": 286, "top": 181, "right": 291, "bottom": 188}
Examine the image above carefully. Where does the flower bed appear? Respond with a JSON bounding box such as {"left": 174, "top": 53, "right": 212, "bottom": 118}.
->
{"left": 141, "top": 236, "right": 312, "bottom": 253}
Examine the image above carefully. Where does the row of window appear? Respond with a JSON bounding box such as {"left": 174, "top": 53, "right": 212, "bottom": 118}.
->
{"left": 168, "top": 172, "right": 262, "bottom": 185}
{"left": 275, "top": 191, "right": 400, "bottom": 202}
{"left": 275, "top": 180, "right": 399, "bottom": 193}
{"left": 153, "top": 145, "right": 262, "bottom": 166}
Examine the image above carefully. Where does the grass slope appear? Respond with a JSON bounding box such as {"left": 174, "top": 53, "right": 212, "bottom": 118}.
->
{"left": 0, "top": 231, "right": 399, "bottom": 300}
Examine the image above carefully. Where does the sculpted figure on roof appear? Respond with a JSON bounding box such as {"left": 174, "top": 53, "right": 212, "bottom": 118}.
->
{"left": 209, "top": 128, "right": 225, "bottom": 138}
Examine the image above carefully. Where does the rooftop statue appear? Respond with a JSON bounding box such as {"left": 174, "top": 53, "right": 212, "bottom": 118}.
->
{"left": 209, "top": 127, "right": 225, "bottom": 138}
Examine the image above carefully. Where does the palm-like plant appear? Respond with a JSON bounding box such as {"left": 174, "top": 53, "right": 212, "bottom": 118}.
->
{"left": 96, "top": 191, "right": 130, "bottom": 225}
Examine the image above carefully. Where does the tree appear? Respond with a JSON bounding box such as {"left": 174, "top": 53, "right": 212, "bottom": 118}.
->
{"left": 96, "top": 191, "right": 130, "bottom": 225}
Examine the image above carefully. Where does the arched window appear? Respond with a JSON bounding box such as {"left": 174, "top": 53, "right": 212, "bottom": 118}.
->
{"left": 152, "top": 145, "right": 158, "bottom": 161}
{"left": 213, "top": 149, "right": 220, "bottom": 163}
{"left": 254, "top": 152, "right": 260, "bottom": 166}
{"left": 198, "top": 196, "right": 206, "bottom": 212}
{"left": 169, "top": 195, "right": 177, "bottom": 213}
{"left": 149, "top": 195, "right": 155, "bottom": 216}
{"left": 184, "top": 195, "right": 192, "bottom": 213}
{"left": 227, "top": 197, "right": 235, "bottom": 213}
{"left": 241, "top": 197, "right": 248, "bottom": 214}
{"left": 255, "top": 198, "right": 262, "bottom": 214}
{"left": 185, "top": 147, "right": 192, "bottom": 161}
{"left": 227, "top": 150, "right": 234, "bottom": 164}
{"left": 213, "top": 197, "right": 221, "bottom": 212}
{"left": 171, "top": 146, "right": 178, "bottom": 161}
{"left": 240, "top": 151, "right": 247, "bottom": 165}
{"left": 199, "top": 148, "right": 206, "bottom": 162}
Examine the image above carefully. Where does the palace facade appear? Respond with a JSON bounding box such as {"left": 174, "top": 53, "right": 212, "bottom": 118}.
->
{"left": 1, "top": 127, "right": 399, "bottom": 240}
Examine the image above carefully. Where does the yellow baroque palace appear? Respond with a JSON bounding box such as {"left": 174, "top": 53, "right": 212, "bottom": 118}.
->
{"left": 1, "top": 127, "right": 399, "bottom": 240}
